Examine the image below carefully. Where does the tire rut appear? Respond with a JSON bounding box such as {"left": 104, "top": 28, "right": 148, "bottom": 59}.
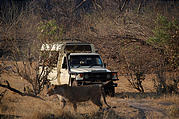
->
{"left": 116, "top": 99, "right": 169, "bottom": 119}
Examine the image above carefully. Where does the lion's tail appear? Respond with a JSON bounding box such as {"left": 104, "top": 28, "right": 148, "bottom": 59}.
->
{"left": 101, "top": 81, "right": 116, "bottom": 109}
{"left": 101, "top": 84, "right": 111, "bottom": 108}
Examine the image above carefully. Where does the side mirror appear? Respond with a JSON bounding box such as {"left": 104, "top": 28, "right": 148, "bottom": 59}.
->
{"left": 104, "top": 63, "right": 107, "bottom": 68}
{"left": 62, "top": 63, "right": 67, "bottom": 69}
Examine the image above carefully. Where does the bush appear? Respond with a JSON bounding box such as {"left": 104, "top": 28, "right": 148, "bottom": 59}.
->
{"left": 148, "top": 15, "right": 179, "bottom": 70}
{"left": 148, "top": 15, "right": 179, "bottom": 94}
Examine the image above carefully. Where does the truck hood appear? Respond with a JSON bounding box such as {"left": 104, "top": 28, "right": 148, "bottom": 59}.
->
{"left": 70, "top": 67, "right": 111, "bottom": 73}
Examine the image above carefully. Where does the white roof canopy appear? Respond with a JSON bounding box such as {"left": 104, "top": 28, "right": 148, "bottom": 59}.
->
{"left": 41, "top": 44, "right": 63, "bottom": 51}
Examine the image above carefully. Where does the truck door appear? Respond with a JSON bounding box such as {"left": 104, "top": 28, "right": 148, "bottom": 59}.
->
{"left": 60, "top": 56, "right": 70, "bottom": 84}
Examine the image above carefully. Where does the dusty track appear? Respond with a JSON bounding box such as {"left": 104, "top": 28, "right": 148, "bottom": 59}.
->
{"left": 113, "top": 99, "right": 170, "bottom": 119}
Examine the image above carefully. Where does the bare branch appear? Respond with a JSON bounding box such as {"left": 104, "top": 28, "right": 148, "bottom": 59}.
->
{"left": 75, "top": 0, "right": 86, "bottom": 10}
{"left": 0, "top": 80, "right": 45, "bottom": 100}
{"left": 0, "top": 90, "right": 7, "bottom": 103}
{"left": 120, "top": 0, "right": 128, "bottom": 11}
{"left": 0, "top": 80, "right": 24, "bottom": 96}
{"left": 92, "top": 0, "right": 102, "bottom": 9}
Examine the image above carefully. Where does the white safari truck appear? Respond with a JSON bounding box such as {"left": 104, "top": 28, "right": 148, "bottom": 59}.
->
{"left": 39, "top": 42, "right": 118, "bottom": 96}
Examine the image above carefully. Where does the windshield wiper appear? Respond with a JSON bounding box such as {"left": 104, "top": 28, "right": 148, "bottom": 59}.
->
{"left": 89, "top": 64, "right": 97, "bottom": 68}
{"left": 76, "top": 64, "right": 81, "bottom": 68}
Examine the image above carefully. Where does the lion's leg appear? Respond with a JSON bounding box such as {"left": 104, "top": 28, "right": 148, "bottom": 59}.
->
{"left": 57, "top": 95, "right": 66, "bottom": 109}
{"left": 72, "top": 103, "right": 77, "bottom": 112}
{"left": 91, "top": 97, "right": 103, "bottom": 110}
{"left": 61, "top": 98, "right": 66, "bottom": 109}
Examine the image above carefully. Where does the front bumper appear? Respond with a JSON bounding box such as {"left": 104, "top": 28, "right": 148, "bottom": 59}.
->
{"left": 71, "top": 72, "right": 119, "bottom": 81}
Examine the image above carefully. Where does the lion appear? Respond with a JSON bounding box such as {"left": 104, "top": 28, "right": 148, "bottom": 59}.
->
{"left": 47, "top": 83, "right": 114, "bottom": 111}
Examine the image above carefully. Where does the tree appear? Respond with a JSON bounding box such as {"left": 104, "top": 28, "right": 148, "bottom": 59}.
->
{"left": 147, "top": 15, "right": 179, "bottom": 94}
{"left": 0, "top": 2, "right": 63, "bottom": 96}
{"left": 148, "top": 15, "right": 179, "bottom": 70}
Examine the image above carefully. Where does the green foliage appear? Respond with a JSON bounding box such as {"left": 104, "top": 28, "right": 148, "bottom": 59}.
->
{"left": 148, "top": 16, "right": 178, "bottom": 46}
{"left": 148, "top": 15, "right": 179, "bottom": 70}
{"left": 37, "top": 20, "right": 63, "bottom": 42}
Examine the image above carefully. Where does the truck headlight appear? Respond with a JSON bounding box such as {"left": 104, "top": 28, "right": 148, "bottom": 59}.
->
{"left": 76, "top": 74, "right": 84, "bottom": 80}
{"left": 84, "top": 74, "right": 89, "bottom": 79}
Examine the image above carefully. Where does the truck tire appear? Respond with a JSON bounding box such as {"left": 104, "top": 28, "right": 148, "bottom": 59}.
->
{"left": 104, "top": 81, "right": 115, "bottom": 97}
{"left": 108, "top": 87, "right": 115, "bottom": 97}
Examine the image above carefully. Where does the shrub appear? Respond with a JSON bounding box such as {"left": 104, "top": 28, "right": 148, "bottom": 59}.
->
{"left": 148, "top": 15, "right": 179, "bottom": 94}
{"left": 148, "top": 15, "right": 179, "bottom": 70}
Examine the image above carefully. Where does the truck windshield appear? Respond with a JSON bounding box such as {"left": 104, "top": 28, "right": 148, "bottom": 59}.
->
{"left": 70, "top": 55, "right": 103, "bottom": 68}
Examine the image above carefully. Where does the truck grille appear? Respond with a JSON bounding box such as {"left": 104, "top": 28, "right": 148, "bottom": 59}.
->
{"left": 85, "top": 73, "right": 110, "bottom": 81}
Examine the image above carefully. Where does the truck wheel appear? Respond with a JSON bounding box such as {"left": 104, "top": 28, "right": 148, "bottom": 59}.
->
{"left": 108, "top": 87, "right": 115, "bottom": 97}
{"left": 104, "top": 84, "right": 115, "bottom": 97}
{"left": 104, "top": 81, "right": 115, "bottom": 97}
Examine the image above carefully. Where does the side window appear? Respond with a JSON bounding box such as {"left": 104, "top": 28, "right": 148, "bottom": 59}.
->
{"left": 62, "top": 57, "right": 67, "bottom": 69}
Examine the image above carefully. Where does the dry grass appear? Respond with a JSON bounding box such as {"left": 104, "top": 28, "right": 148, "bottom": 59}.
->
{"left": 0, "top": 73, "right": 179, "bottom": 119}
